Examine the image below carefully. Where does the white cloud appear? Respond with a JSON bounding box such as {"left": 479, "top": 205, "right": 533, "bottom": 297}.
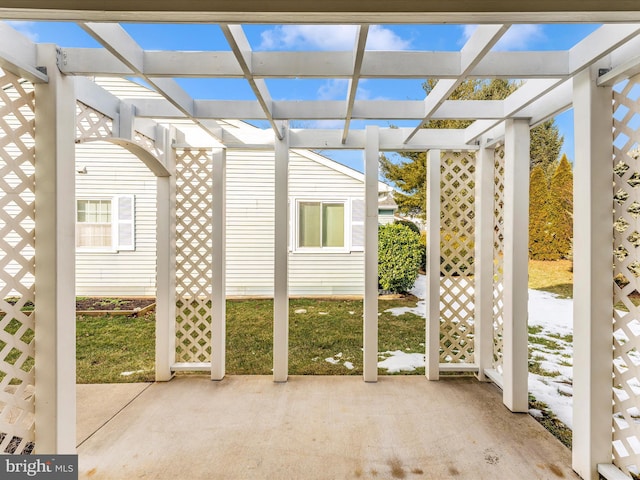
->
{"left": 260, "top": 25, "right": 358, "bottom": 50}
{"left": 494, "top": 25, "right": 546, "bottom": 51}
{"left": 459, "top": 24, "right": 546, "bottom": 51}
{"left": 317, "top": 79, "right": 349, "bottom": 100}
{"left": 5, "top": 21, "right": 39, "bottom": 42}
{"left": 259, "top": 24, "right": 410, "bottom": 51}
{"left": 366, "top": 25, "right": 412, "bottom": 51}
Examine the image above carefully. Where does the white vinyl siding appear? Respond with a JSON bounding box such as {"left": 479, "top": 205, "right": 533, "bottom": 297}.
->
{"left": 75, "top": 141, "right": 156, "bottom": 296}
{"left": 287, "top": 152, "right": 365, "bottom": 296}
{"left": 224, "top": 149, "right": 366, "bottom": 296}
{"left": 225, "top": 149, "right": 275, "bottom": 297}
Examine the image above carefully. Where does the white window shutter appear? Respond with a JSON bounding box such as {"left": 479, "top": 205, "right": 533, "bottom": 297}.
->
{"left": 351, "top": 198, "right": 365, "bottom": 251}
{"left": 116, "top": 195, "right": 135, "bottom": 251}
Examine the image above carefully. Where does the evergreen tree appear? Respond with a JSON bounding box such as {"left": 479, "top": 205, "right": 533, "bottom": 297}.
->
{"left": 547, "top": 154, "right": 573, "bottom": 258}
{"left": 531, "top": 120, "right": 564, "bottom": 174}
{"left": 529, "top": 165, "right": 559, "bottom": 260}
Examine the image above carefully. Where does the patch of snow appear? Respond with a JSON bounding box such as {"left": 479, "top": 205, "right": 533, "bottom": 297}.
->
{"left": 294, "top": 308, "right": 307, "bottom": 314}
{"left": 377, "top": 350, "right": 425, "bottom": 373}
{"left": 344, "top": 361, "right": 354, "bottom": 370}
{"left": 318, "top": 312, "right": 328, "bottom": 315}
{"left": 325, "top": 352, "right": 344, "bottom": 365}
{"left": 120, "top": 370, "right": 144, "bottom": 376}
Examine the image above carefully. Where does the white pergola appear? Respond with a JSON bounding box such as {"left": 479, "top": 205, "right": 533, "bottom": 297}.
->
{"left": 1, "top": 2, "right": 640, "bottom": 479}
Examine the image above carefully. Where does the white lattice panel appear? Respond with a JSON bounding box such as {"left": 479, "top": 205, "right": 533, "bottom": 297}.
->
{"left": 175, "top": 149, "right": 212, "bottom": 364}
{"left": 492, "top": 146, "right": 505, "bottom": 372}
{"left": 439, "top": 151, "right": 476, "bottom": 364}
{"left": 612, "top": 75, "right": 640, "bottom": 476}
{"left": 76, "top": 102, "right": 162, "bottom": 161}
{"left": 76, "top": 101, "right": 112, "bottom": 141}
{"left": 134, "top": 131, "right": 163, "bottom": 160}
{"left": 0, "top": 69, "right": 35, "bottom": 455}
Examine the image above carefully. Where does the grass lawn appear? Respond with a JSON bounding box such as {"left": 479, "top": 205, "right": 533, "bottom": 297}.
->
{"left": 528, "top": 259, "right": 573, "bottom": 298}
{"left": 77, "top": 260, "right": 575, "bottom": 383}
{"left": 77, "top": 314, "right": 156, "bottom": 383}
{"left": 77, "top": 297, "right": 423, "bottom": 383}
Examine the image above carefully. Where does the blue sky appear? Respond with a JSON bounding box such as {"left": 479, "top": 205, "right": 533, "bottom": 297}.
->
{"left": 6, "top": 21, "right": 600, "bottom": 170}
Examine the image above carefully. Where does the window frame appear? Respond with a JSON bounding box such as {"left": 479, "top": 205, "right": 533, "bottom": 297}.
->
{"left": 292, "top": 198, "right": 350, "bottom": 253}
{"left": 75, "top": 195, "right": 135, "bottom": 253}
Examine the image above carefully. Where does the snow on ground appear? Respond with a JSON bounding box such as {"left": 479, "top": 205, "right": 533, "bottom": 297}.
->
{"left": 380, "top": 275, "right": 577, "bottom": 429}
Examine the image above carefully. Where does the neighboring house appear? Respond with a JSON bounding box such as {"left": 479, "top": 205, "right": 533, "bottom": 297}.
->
{"left": 75, "top": 116, "right": 397, "bottom": 298}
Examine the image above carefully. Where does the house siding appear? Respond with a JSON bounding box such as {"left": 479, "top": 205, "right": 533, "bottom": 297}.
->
{"left": 74, "top": 144, "right": 368, "bottom": 297}
{"left": 288, "top": 152, "right": 365, "bottom": 296}
{"left": 75, "top": 141, "right": 157, "bottom": 296}
{"left": 225, "top": 149, "right": 365, "bottom": 297}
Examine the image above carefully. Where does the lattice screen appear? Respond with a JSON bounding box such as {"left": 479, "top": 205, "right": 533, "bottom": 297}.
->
{"left": 175, "top": 149, "right": 213, "bottom": 364}
{"left": 492, "top": 146, "right": 506, "bottom": 372}
{"left": 76, "top": 101, "right": 163, "bottom": 161}
{"left": 612, "top": 74, "right": 640, "bottom": 476}
{"left": 76, "top": 101, "right": 113, "bottom": 141}
{"left": 0, "top": 69, "right": 36, "bottom": 455}
{"left": 439, "top": 151, "right": 476, "bottom": 364}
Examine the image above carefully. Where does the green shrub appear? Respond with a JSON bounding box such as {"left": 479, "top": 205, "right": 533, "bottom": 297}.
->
{"left": 378, "top": 223, "right": 423, "bottom": 293}
{"left": 394, "top": 219, "right": 421, "bottom": 234}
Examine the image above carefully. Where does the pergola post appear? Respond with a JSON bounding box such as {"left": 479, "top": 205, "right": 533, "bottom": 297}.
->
{"left": 572, "top": 65, "right": 614, "bottom": 480}
{"left": 475, "top": 143, "right": 496, "bottom": 381}
{"left": 211, "top": 147, "right": 227, "bottom": 381}
{"left": 33, "top": 44, "right": 77, "bottom": 453}
{"left": 426, "top": 149, "right": 441, "bottom": 381}
{"left": 155, "top": 127, "right": 177, "bottom": 381}
{"left": 363, "top": 125, "right": 379, "bottom": 383}
{"left": 502, "top": 119, "right": 529, "bottom": 412}
{"left": 273, "top": 122, "right": 289, "bottom": 382}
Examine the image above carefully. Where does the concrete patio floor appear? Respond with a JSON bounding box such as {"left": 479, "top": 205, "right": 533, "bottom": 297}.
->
{"left": 76, "top": 375, "right": 579, "bottom": 480}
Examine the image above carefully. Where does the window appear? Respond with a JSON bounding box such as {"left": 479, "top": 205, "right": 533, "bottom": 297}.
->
{"left": 298, "top": 201, "right": 345, "bottom": 248}
{"left": 76, "top": 196, "right": 135, "bottom": 251}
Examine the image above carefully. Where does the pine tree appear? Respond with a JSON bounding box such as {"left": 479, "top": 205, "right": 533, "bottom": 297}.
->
{"left": 531, "top": 120, "right": 564, "bottom": 174}
{"left": 547, "top": 154, "right": 573, "bottom": 258}
{"left": 529, "top": 165, "right": 559, "bottom": 260}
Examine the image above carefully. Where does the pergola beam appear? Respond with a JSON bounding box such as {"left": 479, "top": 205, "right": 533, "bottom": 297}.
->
{"left": 405, "top": 24, "right": 509, "bottom": 143}
{"left": 596, "top": 34, "right": 640, "bottom": 87}
{"left": 342, "top": 24, "right": 369, "bottom": 144}
{"left": 0, "top": 22, "right": 48, "bottom": 83}
{"left": 79, "top": 22, "right": 223, "bottom": 143}
{"left": 59, "top": 48, "right": 572, "bottom": 79}
{"left": 220, "top": 23, "right": 282, "bottom": 140}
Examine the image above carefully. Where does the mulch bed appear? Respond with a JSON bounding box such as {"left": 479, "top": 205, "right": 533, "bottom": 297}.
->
{"left": 76, "top": 297, "right": 156, "bottom": 312}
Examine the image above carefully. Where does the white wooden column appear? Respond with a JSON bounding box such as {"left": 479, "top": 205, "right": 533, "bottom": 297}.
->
{"left": 33, "top": 44, "right": 77, "bottom": 453}
{"left": 273, "top": 122, "right": 289, "bottom": 382}
{"left": 363, "top": 125, "right": 379, "bottom": 382}
{"left": 475, "top": 144, "right": 496, "bottom": 382}
{"left": 211, "top": 147, "right": 227, "bottom": 381}
{"left": 502, "top": 119, "right": 530, "bottom": 412}
{"left": 426, "top": 149, "right": 441, "bottom": 381}
{"left": 155, "top": 127, "right": 177, "bottom": 381}
{"left": 572, "top": 66, "right": 614, "bottom": 480}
